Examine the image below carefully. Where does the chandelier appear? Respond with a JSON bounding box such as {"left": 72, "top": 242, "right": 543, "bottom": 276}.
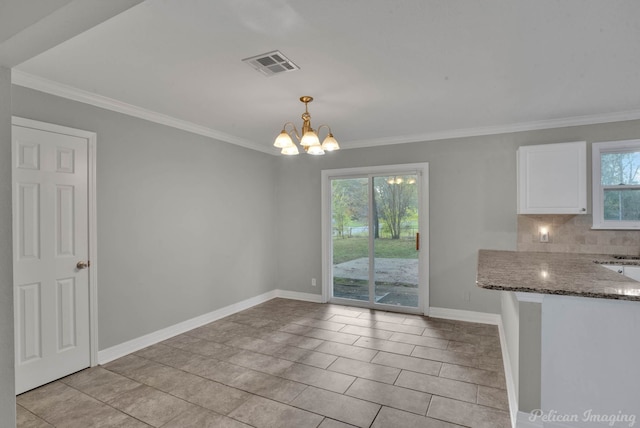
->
{"left": 273, "top": 96, "right": 340, "bottom": 155}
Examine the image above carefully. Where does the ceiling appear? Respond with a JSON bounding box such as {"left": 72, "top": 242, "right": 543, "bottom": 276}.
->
{"left": 12, "top": 0, "right": 640, "bottom": 154}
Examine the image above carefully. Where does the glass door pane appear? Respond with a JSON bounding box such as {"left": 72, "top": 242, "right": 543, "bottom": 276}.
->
{"left": 372, "top": 174, "right": 419, "bottom": 308}
{"left": 331, "top": 177, "right": 369, "bottom": 302}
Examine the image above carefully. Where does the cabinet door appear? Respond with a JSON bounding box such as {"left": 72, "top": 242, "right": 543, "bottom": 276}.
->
{"left": 517, "top": 141, "right": 587, "bottom": 214}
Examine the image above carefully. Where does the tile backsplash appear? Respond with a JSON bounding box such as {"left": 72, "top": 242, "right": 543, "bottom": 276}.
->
{"left": 517, "top": 214, "right": 640, "bottom": 255}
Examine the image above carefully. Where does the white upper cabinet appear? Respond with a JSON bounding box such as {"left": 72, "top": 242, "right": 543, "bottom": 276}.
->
{"left": 517, "top": 141, "right": 587, "bottom": 214}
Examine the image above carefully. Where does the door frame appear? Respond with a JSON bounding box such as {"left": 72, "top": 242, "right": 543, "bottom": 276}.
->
{"left": 12, "top": 116, "right": 99, "bottom": 367}
{"left": 321, "top": 163, "right": 429, "bottom": 315}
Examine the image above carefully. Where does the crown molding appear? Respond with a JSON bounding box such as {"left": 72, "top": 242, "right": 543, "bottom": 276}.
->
{"left": 13, "top": 70, "right": 640, "bottom": 155}
{"left": 341, "top": 109, "right": 640, "bottom": 150}
{"left": 12, "top": 70, "right": 278, "bottom": 155}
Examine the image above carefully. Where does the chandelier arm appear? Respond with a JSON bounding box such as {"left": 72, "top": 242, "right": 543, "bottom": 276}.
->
{"left": 282, "top": 122, "right": 302, "bottom": 142}
{"left": 316, "top": 124, "right": 333, "bottom": 138}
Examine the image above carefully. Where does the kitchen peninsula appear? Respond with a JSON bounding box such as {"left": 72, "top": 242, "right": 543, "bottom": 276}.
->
{"left": 477, "top": 249, "right": 640, "bottom": 300}
{"left": 478, "top": 249, "right": 640, "bottom": 427}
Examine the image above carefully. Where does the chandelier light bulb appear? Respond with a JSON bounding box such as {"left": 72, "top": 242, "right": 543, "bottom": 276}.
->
{"left": 281, "top": 145, "right": 300, "bottom": 155}
{"left": 307, "top": 144, "right": 325, "bottom": 155}
{"left": 301, "top": 131, "right": 320, "bottom": 147}
{"left": 274, "top": 130, "right": 294, "bottom": 148}
{"left": 321, "top": 133, "right": 340, "bottom": 151}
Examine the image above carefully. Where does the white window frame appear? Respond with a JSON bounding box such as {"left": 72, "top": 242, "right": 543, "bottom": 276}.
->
{"left": 592, "top": 139, "right": 640, "bottom": 230}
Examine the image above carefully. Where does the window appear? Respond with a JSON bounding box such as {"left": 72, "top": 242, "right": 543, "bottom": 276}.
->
{"left": 592, "top": 139, "right": 640, "bottom": 229}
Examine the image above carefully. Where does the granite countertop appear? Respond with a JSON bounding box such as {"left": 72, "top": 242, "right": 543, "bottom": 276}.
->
{"left": 477, "top": 249, "right": 640, "bottom": 301}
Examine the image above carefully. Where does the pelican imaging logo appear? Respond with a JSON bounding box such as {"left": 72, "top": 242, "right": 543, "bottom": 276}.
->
{"left": 529, "top": 409, "right": 636, "bottom": 427}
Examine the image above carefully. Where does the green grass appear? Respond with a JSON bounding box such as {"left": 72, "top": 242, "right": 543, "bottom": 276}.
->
{"left": 332, "top": 237, "right": 418, "bottom": 264}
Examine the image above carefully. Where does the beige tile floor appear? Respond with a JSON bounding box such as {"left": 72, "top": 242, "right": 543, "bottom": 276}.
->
{"left": 17, "top": 298, "right": 512, "bottom": 428}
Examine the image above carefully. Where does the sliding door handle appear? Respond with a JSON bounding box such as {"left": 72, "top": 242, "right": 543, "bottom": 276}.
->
{"left": 416, "top": 232, "right": 420, "bottom": 251}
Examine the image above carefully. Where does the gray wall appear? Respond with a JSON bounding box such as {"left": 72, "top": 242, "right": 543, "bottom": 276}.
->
{"left": 10, "top": 85, "right": 640, "bottom": 344}
{"left": 0, "top": 67, "right": 15, "bottom": 428}
{"left": 12, "top": 86, "right": 279, "bottom": 349}
{"left": 277, "top": 134, "right": 519, "bottom": 314}
{"left": 277, "top": 120, "right": 640, "bottom": 314}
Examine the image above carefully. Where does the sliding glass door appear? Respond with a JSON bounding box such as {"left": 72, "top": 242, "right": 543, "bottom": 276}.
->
{"left": 322, "top": 164, "right": 428, "bottom": 314}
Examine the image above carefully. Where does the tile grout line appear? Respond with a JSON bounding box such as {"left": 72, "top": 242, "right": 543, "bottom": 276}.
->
{"left": 123, "top": 342, "right": 371, "bottom": 406}
{"left": 15, "top": 403, "right": 58, "bottom": 428}
{"left": 20, "top": 299, "right": 510, "bottom": 428}
{"left": 58, "top": 376, "right": 168, "bottom": 427}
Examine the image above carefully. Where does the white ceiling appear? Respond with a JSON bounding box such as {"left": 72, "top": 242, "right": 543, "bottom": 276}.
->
{"left": 13, "top": 0, "right": 640, "bottom": 153}
{"left": 0, "top": 0, "right": 143, "bottom": 67}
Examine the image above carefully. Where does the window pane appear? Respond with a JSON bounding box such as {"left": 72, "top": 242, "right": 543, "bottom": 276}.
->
{"left": 332, "top": 177, "right": 369, "bottom": 302}
{"left": 603, "top": 189, "right": 640, "bottom": 221}
{"left": 372, "top": 175, "right": 419, "bottom": 308}
{"left": 601, "top": 152, "right": 640, "bottom": 185}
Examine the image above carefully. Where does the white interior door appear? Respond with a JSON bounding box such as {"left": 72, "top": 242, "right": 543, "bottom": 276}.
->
{"left": 13, "top": 123, "right": 91, "bottom": 394}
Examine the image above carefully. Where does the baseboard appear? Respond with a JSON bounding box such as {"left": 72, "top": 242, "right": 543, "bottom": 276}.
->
{"left": 274, "top": 289, "right": 323, "bottom": 303}
{"left": 98, "top": 294, "right": 503, "bottom": 365}
{"left": 429, "top": 307, "right": 518, "bottom": 427}
{"left": 429, "top": 307, "right": 501, "bottom": 325}
{"left": 498, "top": 317, "right": 519, "bottom": 428}
{"left": 98, "top": 290, "right": 278, "bottom": 364}
{"left": 97, "top": 289, "right": 324, "bottom": 365}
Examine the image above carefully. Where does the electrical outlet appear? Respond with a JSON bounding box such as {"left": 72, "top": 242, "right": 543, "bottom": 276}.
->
{"left": 311, "top": 278, "right": 317, "bottom": 286}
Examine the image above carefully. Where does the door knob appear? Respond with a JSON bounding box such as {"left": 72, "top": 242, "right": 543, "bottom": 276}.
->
{"left": 76, "top": 261, "right": 90, "bottom": 270}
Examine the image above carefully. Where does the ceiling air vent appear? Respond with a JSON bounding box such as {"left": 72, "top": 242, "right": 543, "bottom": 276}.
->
{"left": 242, "top": 50, "right": 299, "bottom": 76}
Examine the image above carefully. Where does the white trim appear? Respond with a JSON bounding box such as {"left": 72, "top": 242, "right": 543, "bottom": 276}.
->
{"left": 11, "top": 117, "right": 100, "bottom": 368}
{"left": 320, "top": 172, "right": 331, "bottom": 304}
{"left": 328, "top": 297, "right": 423, "bottom": 315}
{"left": 429, "top": 306, "right": 519, "bottom": 427}
{"left": 14, "top": 71, "right": 640, "bottom": 156}
{"left": 12, "top": 116, "right": 94, "bottom": 139}
{"left": 428, "top": 307, "right": 501, "bottom": 325}
{"left": 342, "top": 109, "right": 640, "bottom": 150}
{"left": 420, "top": 166, "right": 429, "bottom": 314}
{"left": 11, "top": 70, "right": 277, "bottom": 156}
{"left": 275, "top": 290, "right": 323, "bottom": 303}
{"left": 514, "top": 292, "right": 544, "bottom": 304}
{"left": 98, "top": 290, "right": 278, "bottom": 364}
{"left": 97, "top": 289, "right": 321, "bottom": 364}
{"left": 592, "top": 139, "right": 640, "bottom": 230}
{"left": 498, "top": 315, "right": 519, "bottom": 428}
{"left": 88, "top": 132, "right": 99, "bottom": 366}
